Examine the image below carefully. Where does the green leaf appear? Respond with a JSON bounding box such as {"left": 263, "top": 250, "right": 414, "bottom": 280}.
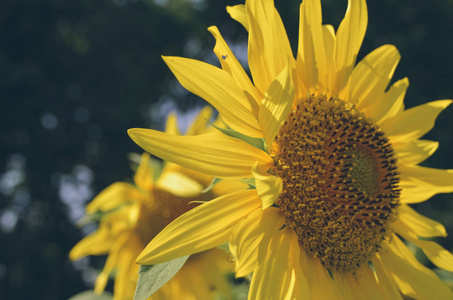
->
{"left": 240, "top": 178, "right": 256, "bottom": 189}
{"left": 68, "top": 290, "right": 113, "bottom": 300}
{"left": 134, "top": 256, "right": 190, "bottom": 300}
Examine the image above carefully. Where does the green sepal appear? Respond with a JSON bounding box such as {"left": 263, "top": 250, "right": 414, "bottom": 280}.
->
{"left": 134, "top": 256, "right": 190, "bottom": 300}
{"left": 202, "top": 177, "right": 223, "bottom": 194}
{"left": 209, "top": 119, "right": 266, "bottom": 152}
{"left": 240, "top": 178, "right": 256, "bottom": 189}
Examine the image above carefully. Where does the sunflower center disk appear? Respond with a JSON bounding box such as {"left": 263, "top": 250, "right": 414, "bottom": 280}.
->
{"left": 274, "top": 96, "right": 400, "bottom": 273}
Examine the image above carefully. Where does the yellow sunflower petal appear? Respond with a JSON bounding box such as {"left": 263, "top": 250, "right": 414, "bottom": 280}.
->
{"left": 335, "top": 272, "right": 367, "bottom": 300}
{"left": 371, "top": 256, "right": 403, "bottom": 300}
{"left": 69, "top": 225, "right": 114, "bottom": 260}
{"left": 229, "top": 207, "right": 285, "bottom": 277}
{"left": 394, "top": 139, "right": 439, "bottom": 165}
{"left": 304, "top": 0, "right": 330, "bottom": 89}
{"left": 380, "top": 99, "right": 452, "bottom": 143}
{"left": 226, "top": 4, "right": 248, "bottom": 31}
{"left": 400, "top": 165, "right": 453, "bottom": 203}
{"left": 156, "top": 171, "right": 203, "bottom": 197}
{"left": 164, "top": 111, "right": 180, "bottom": 135}
{"left": 364, "top": 77, "right": 408, "bottom": 122}
{"left": 136, "top": 190, "right": 261, "bottom": 265}
{"left": 114, "top": 236, "right": 141, "bottom": 300}
{"left": 334, "top": 0, "right": 368, "bottom": 98}
{"left": 252, "top": 162, "right": 282, "bottom": 209}
{"left": 351, "top": 45, "right": 400, "bottom": 108}
{"left": 185, "top": 106, "right": 213, "bottom": 135}
{"left": 249, "top": 227, "right": 305, "bottom": 300}
{"left": 378, "top": 236, "right": 453, "bottom": 299}
{"left": 128, "top": 129, "right": 273, "bottom": 180}
{"left": 86, "top": 182, "right": 141, "bottom": 214}
{"left": 393, "top": 220, "right": 453, "bottom": 272}
{"left": 397, "top": 204, "right": 447, "bottom": 238}
{"left": 162, "top": 56, "right": 263, "bottom": 138}
{"left": 247, "top": 0, "right": 294, "bottom": 94}
{"left": 133, "top": 152, "right": 154, "bottom": 192}
{"left": 259, "top": 62, "right": 295, "bottom": 150}
{"left": 299, "top": 248, "right": 342, "bottom": 299}
{"left": 296, "top": 2, "right": 317, "bottom": 94}
{"left": 208, "top": 26, "right": 260, "bottom": 111}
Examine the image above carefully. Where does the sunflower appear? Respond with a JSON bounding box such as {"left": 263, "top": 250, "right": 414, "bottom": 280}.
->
{"left": 70, "top": 107, "right": 241, "bottom": 300}
{"left": 128, "top": 0, "right": 453, "bottom": 299}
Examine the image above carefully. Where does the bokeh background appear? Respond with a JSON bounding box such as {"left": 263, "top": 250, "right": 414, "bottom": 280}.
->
{"left": 1, "top": 0, "right": 453, "bottom": 299}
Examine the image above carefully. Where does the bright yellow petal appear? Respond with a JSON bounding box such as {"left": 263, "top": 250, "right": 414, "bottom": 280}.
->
{"left": 185, "top": 106, "right": 213, "bottom": 135}
{"left": 252, "top": 162, "right": 282, "bottom": 209}
{"left": 296, "top": 2, "right": 317, "bottom": 94}
{"left": 364, "top": 77, "right": 408, "bottom": 122}
{"left": 396, "top": 204, "right": 447, "bottom": 238}
{"left": 394, "top": 139, "right": 439, "bottom": 165}
{"left": 156, "top": 171, "right": 203, "bottom": 197}
{"left": 164, "top": 111, "right": 180, "bottom": 135}
{"left": 226, "top": 4, "right": 248, "bottom": 31}
{"left": 86, "top": 182, "right": 141, "bottom": 214}
{"left": 351, "top": 45, "right": 400, "bottom": 108}
{"left": 246, "top": 0, "right": 295, "bottom": 94}
{"left": 400, "top": 165, "right": 453, "bottom": 203}
{"left": 334, "top": 272, "right": 367, "bottom": 300}
{"left": 208, "top": 26, "right": 260, "bottom": 111}
{"left": 299, "top": 248, "right": 342, "bottom": 299}
{"left": 380, "top": 99, "right": 452, "bottom": 143}
{"left": 113, "top": 235, "right": 142, "bottom": 300}
{"left": 393, "top": 220, "right": 453, "bottom": 272}
{"left": 162, "top": 56, "right": 263, "bottom": 138}
{"left": 137, "top": 190, "right": 261, "bottom": 265}
{"left": 334, "top": 0, "right": 368, "bottom": 98}
{"left": 128, "top": 129, "right": 273, "bottom": 180}
{"left": 133, "top": 152, "right": 154, "bottom": 192}
{"left": 249, "top": 227, "right": 305, "bottom": 300}
{"left": 378, "top": 236, "right": 453, "bottom": 299}
{"left": 259, "top": 62, "right": 295, "bottom": 149}
{"left": 304, "top": 0, "right": 329, "bottom": 89}
{"left": 371, "top": 256, "right": 403, "bottom": 300}
{"left": 229, "top": 207, "right": 285, "bottom": 277}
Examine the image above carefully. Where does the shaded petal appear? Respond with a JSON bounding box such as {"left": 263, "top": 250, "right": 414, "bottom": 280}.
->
{"left": 226, "top": 4, "right": 248, "bottom": 31}
{"left": 185, "top": 106, "right": 213, "bottom": 135}
{"left": 162, "top": 56, "right": 263, "bottom": 138}
{"left": 351, "top": 45, "right": 400, "bottom": 108}
{"left": 252, "top": 163, "right": 282, "bottom": 209}
{"left": 247, "top": 0, "right": 295, "bottom": 94}
{"left": 394, "top": 139, "right": 439, "bottom": 165}
{"left": 249, "top": 227, "right": 305, "bottom": 300}
{"left": 134, "top": 152, "right": 154, "bottom": 192}
{"left": 334, "top": 272, "right": 367, "bottom": 300}
{"left": 208, "top": 26, "right": 261, "bottom": 111}
{"left": 299, "top": 248, "right": 342, "bottom": 299}
{"left": 400, "top": 165, "right": 453, "bottom": 203}
{"left": 128, "top": 129, "right": 273, "bottom": 180}
{"left": 86, "top": 182, "right": 141, "bottom": 214}
{"left": 393, "top": 220, "right": 453, "bottom": 272}
{"left": 69, "top": 225, "right": 114, "bottom": 260}
{"left": 335, "top": 0, "right": 368, "bottom": 98}
{"left": 371, "top": 256, "right": 403, "bottom": 300}
{"left": 259, "top": 62, "right": 295, "bottom": 149}
{"left": 364, "top": 77, "right": 408, "bottom": 122}
{"left": 396, "top": 204, "right": 446, "bottom": 238}
{"left": 137, "top": 190, "right": 261, "bottom": 265}
{"left": 380, "top": 100, "right": 452, "bottom": 143}
{"left": 229, "top": 207, "right": 285, "bottom": 277}
{"left": 378, "top": 236, "right": 453, "bottom": 299}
